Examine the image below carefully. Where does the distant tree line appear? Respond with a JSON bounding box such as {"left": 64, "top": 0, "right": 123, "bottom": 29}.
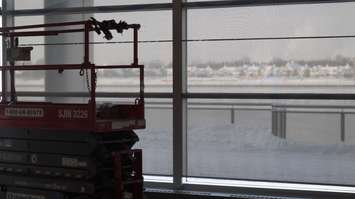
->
{"left": 14, "top": 55, "right": 355, "bottom": 80}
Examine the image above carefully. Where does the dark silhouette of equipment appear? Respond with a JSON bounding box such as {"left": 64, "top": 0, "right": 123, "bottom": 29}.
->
{"left": 90, "top": 17, "right": 140, "bottom": 40}
{"left": 0, "top": 19, "right": 145, "bottom": 199}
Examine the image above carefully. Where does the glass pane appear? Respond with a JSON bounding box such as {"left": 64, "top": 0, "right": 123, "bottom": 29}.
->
{"left": 15, "top": 0, "right": 44, "bottom": 9}
{"left": 14, "top": 14, "right": 89, "bottom": 104}
{"left": 345, "top": 114, "right": 355, "bottom": 144}
{"left": 94, "top": 11, "right": 172, "bottom": 93}
{"left": 187, "top": 3, "right": 355, "bottom": 93}
{"left": 286, "top": 113, "right": 341, "bottom": 145}
{"left": 135, "top": 98, "right": 172, "bottom": 175}
{"left": 14, "top": 16, "right": 45, "bottom": 92}
{"left": 187, "top": 99, "right": 355, "bottom": 185}
{"left": 15, "top": 0, "right": 89, "bottom": 10}
{"left": 95, "top": 0, "right": 171, "bottom": 6}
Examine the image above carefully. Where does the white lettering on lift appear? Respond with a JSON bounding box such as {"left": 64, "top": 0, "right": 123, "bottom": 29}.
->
{"left": 62, "top": 157, "right": 88, "bottom": 168}
{"left": 4, "top": 108, "right": 44, "bottom": 118}
{"left": 58, "top": 109, "right": 88, "bottom": 119}
{"left": 6, "top": 192, "right": 45, "bottom": 199}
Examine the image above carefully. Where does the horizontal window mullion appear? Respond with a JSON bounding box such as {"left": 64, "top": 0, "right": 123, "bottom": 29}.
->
{"left": 184, "top": 93, "right": 355, "bottom": 100}
{"left": 184, "top": 0, "right": 355, "bottom": 9}
{"left": 1, "top": 3, "right": 173, "bottom": 16}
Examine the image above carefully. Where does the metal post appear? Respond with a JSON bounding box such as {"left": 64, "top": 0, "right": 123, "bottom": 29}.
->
{"left": 341, "top": 111, "right": 345, "bottom": 142}
{"left": 9, "top": 35, "right": 16, "bottom": 102}
{"left": 271, "top": 105, "right": 287, "bottom": 139}
{"left": 134, "top": 28, "right": 138, "bottom": 65}
{"left": 231, "top": 106, "right": 235, "bottom": 124}
{"left": 173, "top": 0, "right": 187, "bottom": 188}
{"left": 282, "top": 109, "right": 287, "bottom": 139}
{"left": 272, "top": 106, "right": 279, "bottom": 137}
{"left": 1, "top": 1, "right": 6, "bottom": 102}
{"left": 140, "top": 65, "right": 145, "bottom": 102}
{"left": 2, "top": 0, "right": 14, "bottom": 103}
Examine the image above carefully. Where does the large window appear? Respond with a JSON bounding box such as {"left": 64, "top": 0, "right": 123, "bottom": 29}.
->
{"left": 94, "top": 11, "right": 172, "bottom": 93}
{"left": 185, "top": 1, "right": 355, "bottom": 187}
{"left": 4, "top": 0, "right": 355, "bottom": 196}
{"left": 93, "top": 11, "right": 173, "bottom": 175}
{"left": 187, "top": 3, "right": 355, "bottom": 93}
{"left": 186, "top": 99, "right": 355, "bottom": 185}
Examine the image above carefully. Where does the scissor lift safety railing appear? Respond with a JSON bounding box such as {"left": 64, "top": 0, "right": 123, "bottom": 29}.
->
{"left": 0, "top": 19, "right": 145, "bottom": 132}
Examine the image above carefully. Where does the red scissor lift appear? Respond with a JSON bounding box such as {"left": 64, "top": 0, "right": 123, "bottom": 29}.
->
{"left": 0, "top": 19, "right": 145, "bottom": 199}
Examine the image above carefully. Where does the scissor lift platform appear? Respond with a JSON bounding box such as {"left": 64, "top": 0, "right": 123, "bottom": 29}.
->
{"left": 0, "top": 19, "right": 145, "bottom": 133}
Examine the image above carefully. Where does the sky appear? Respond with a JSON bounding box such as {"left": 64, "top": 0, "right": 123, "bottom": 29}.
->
{"left": 11, "top": 1, "right": 355, "bottom": 65}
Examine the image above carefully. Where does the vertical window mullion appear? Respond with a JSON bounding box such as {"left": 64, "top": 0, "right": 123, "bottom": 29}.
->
{"left": 2, "top": 0, "right": 14, "bottom": 101}
{"left": 173, "top": 0, "right": 187, "bottom": 188}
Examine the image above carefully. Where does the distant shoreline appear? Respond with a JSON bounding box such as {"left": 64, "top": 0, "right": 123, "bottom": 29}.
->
{"left": 15, "top": 83, "right": 355, "bottom": 87}
{"left": 14, "top": 77, "right": 355, "bottom": 89}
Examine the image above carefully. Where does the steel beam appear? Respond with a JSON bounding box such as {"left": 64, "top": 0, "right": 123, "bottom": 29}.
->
{"left": 172, "top": 0, "right": 187, "bottom": 189}
{"left": 12, "top": 91, "right": 355, "bottom": 100}
{"left": 2, "top": 0, "right": 355, "bottom": 17}
{"left": 0, "top": 3, "right": 173, "bottom": 16}
{"left": 144, "top": 182, "right": 355, "bottom": 199}
{"left": 184, "top": 93, "right": 355, "bottom": 100}
{"left": 185, "top": 0, "right": 355, "bottom": 9}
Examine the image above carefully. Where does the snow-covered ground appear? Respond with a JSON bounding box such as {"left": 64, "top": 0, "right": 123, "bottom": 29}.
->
{"left": 15, "top": 77, "right": 355, "bottom": 94}
{"left": 187, "top": 124, "right": 355, "bottom": 185}
{"left": 136, "top": 108, "right": 355, "bottom": 186}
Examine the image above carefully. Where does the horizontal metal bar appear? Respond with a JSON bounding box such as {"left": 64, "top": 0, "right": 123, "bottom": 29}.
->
{"left": 2, "top": 1, "right": 355, "bottom": 17}
{"left": 14, "top": 91, "right": 173, "bottom": 98}
{"left": 13, "top": 91, "right": 355, "bottom": 101}
{"left": 144, "top": 187, "right": 290, "bottom": 199}
{"left": 286, "top": 110, "right": 355, "bottom": 114}
{"left": 1, "top": 28, "right": 85, "bottom": 37}
{"left": 20, "top": 40, "right": 173, "bottom": 46}
{"left": 274, "top": 104, "right": 355, "bottom": 109}
{"left": 2, "top": 64, "right": 87, "bottom": 71}
{"left": 145, "top": 106, "right": 172, "bottom": 110}
{"left": 14, "top": 92, "right": 355, "bottom": 112}
{"left": 0, "top": 21, "right": 85, "bottom": 31}
{"left": 187, "top": 35, "right": 355, "bottom": 42}
{"left": 146, "top": 104, "right": 355, "bottom": 113}
{"left": 145, "top": 181, "right": 355, "bottom": 199}
{"left": 184, "top": 93, "right": 355, "bottom": 100}
{"left": 95, "top": 65, "right": 143, "bottom": 69}
{"left": 187, "top": 107, "right": 270, "bottom": 111}
{"left": 1, "top": 64, "right": 142, "bottom": 71}
{"left": 146, "top": 101, "right": 355, "bottom": 110}
{"left": 147, "top": 101, "right": 272, "bottom": 107}
{"left": 147, "top": 106, "right": 355, "bottom": 114}
{"left": 0, "top": 3, "right": 173, "bottom": 16}
{"left": 185, "top": 0, "right": 355, "bottom": 9}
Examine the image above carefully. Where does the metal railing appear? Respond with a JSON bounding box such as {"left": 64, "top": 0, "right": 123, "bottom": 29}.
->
{"left": 13, "top": 91, "right": 355, "bottom": 142}
{"left": 144, "top": 101, "right": 355, "bottom": 142}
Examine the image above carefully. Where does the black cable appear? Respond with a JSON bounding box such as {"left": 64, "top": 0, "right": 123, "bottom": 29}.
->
{"left": 18, "top": 34, "right": 355, "bottom": 47}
